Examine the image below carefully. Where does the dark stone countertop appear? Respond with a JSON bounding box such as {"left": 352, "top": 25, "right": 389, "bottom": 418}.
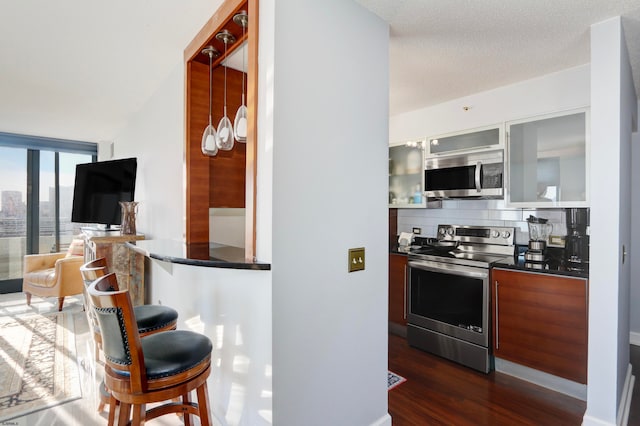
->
{"left": 493, "top": 256, "right": 589, "bottom": 279}
{"left": 389, "top": 236, "right": 437, "bottom": 255}
{"left": 126, "top": 240, "right": 271, "bottom": 271}
{"left": 493, "top": 245, "right": 588, "bottom": 279}
{"left": 389, "top": 240, "right": 588, "bottom": 279}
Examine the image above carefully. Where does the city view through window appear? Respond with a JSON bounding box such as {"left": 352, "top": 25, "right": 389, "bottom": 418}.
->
{"left": 0, "top": 146, "right": 93, "bottom": 282}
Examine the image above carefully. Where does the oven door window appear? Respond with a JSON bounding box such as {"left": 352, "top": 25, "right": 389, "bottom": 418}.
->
{"left": 410, "top": 268, "right": 483, "bottom": 331}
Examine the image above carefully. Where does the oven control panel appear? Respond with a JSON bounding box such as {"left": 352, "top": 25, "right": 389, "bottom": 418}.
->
{"left": 438, "top": 224, "right": 515, "bottom": 246}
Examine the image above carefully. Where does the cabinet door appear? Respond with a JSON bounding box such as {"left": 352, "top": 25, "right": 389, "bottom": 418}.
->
{"left": 389, "top": 141, "right": 425, "bottom": 208}
{"left": 506, "top": 109, "right": 589, "bottom": 207}
{"left": 426, "top": 125, "right": 502, "bottom": 157}
{"left": 492, "top": 268, "right": 588, "bottom": 384}
{"left": 389, "top": 254, "right": 408, "bottom": 325}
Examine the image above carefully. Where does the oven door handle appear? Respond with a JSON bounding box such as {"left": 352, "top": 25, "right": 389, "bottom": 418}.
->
{"left": 408, "top": 259, "right": 488, "bottom": 279}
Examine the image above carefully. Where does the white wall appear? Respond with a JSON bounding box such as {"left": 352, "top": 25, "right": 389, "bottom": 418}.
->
{"left": 390, "top": 64, "right": 590, "bottom": 143}
{"left": 631, "top": 117, "right": 640, "bottom": 339}
{"left": 255, "top": 0, "right": 274, "bottom": 264}
{"left": 267, "top": 0, "right": 390, "bottom": 424}
{"left": 113, "top": 62, "right": 186, "bottom": 241}
{"left": 584, "top": 16, "right": 635, "bottom": 426}
{"left": 210, "top": 208, "right": 245, "bottom": 248}
{"left": 147, "top": 261, "right": 272, "bottom": 425}
{"left": 616, "top": 20, "right": 636, "bottom": 424}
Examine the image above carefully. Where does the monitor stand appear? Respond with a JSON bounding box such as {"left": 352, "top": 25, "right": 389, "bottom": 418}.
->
{"left": 81, "top": 225, "right": 121, "bottom": 235}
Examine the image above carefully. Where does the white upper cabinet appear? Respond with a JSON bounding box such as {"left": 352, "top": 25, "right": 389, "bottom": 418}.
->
{"left": 506, "top": 108, "right": 589, "bottom": 208}
{"left": 426, "top": 125, "right": 503, "bottom": 157}
{"left": 389, "top": 140, "right": 426, "bottom": 208}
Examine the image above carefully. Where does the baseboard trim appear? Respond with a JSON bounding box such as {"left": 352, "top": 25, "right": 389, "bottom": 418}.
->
{"left": 388, "top": 322, "right": 407, "bottom": 338}
{"left": 582, "top": 414, "right": 616, "bottom": 426}
{"left": 617, "top": 364, "right": 634, "bottom": 426}
{"left": 629, "top": 331, "right": 640, "bottom": 346}
{"left": 582, "top": 363, "right": 635, "bottom": 426}
{"left": 369, "top": 413, "right": 392, "bottom": 426}
{"left": 495, "top": 357, "right": 586, "bottom": 400}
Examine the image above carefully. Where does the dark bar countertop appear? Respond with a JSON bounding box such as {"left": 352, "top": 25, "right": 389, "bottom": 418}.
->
{"left": 126, "top": 240, "right": 271, "bottom": 271}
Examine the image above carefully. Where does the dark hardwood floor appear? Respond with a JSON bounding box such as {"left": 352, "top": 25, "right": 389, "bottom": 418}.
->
{"left": 388, "top": 333, "right": 587, "bottom": 425}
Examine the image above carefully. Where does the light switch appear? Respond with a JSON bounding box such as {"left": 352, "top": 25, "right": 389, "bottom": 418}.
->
{"left": 348, "top": 247, "right": 365, "bottom": 272}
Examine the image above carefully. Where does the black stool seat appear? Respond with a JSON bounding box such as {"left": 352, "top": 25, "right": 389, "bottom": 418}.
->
{"left": 135, "top": 330, "right": 213, "bottom": 379}
{"left": 133, "top": 305, "right": 178, "bottom": 335}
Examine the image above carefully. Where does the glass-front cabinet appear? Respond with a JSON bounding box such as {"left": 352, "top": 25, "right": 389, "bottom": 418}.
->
{"left": 389, "top": 140, "right": 425, "bottom": 208}
{"left": 506, "top": 108, "right": 589, "bottom": 207}
{"left": 426, "top": 124, "right": 502, "bottom": 157}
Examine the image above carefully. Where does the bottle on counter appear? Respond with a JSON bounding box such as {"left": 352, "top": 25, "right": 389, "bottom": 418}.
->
{"left": 413, "top": 184, "right": 422, "bottom": 204}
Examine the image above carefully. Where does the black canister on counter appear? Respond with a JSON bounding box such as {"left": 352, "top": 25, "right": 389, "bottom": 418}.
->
{"left": 565, "top": 208, "right": 589, "bottom": 271}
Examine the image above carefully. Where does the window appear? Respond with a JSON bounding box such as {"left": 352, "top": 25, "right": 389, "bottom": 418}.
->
{"left": 0, "top": 132, "right": 97, "bottom": 293}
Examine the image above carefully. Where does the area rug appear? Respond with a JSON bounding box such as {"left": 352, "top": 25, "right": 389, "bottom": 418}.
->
{"left": 0, "top": 312, "right": 81, "bottom": 421}
{"left": 388, "top": 371, "right": 406, "bottom": 390}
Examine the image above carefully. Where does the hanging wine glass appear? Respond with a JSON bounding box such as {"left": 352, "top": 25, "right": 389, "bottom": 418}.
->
{"left": 215, "top": 29, "right": 236, "bottom": 151}
{"left": 201, "top": 46, "right": 219, "bottom": 156}
{"left": 233, "top": 10, "right": 248, "bottom": 143}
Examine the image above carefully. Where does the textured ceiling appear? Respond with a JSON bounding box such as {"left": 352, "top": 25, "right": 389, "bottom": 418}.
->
{"left": 1, "top": 1, "right": 640, "bottom": 142}
{"left": 357, "top": 0, "right": 640, "bottom": 116}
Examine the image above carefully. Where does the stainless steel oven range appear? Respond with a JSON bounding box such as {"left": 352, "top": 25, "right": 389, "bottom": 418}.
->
{"left": 407, "top": 224, "right": 515, "bottom": 373}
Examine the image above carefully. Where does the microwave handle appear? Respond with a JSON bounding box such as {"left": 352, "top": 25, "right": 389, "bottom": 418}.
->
{"left": 475, "top": 161, "right": 482, "bottom": 192}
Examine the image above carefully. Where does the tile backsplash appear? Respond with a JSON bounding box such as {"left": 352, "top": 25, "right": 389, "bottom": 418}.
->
{"left": 397, "top": 200, "right": 569, "bottom": 246}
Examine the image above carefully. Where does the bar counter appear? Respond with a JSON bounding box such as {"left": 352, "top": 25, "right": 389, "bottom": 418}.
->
{"left": 126, "top": 239, "right": 271, "bottom": 270}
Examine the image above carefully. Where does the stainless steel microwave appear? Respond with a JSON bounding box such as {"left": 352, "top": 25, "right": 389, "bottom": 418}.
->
{"left": 424, "top": 150, "right": 504, "bottom": 199}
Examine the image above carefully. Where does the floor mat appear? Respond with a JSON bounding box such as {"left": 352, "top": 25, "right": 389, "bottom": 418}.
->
{"left": 388, "top": 370, "right": 407, "bottom": 390}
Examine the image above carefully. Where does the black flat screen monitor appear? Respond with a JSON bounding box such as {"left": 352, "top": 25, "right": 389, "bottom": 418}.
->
{"left": 71, "top": 158, "right": 137, "bottom": 228}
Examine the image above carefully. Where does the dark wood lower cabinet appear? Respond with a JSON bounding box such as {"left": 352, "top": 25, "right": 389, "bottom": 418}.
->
{"left": 389, "top": 254, "right": 408, "bottom": 327}
{"left": 492, "top": 268, "right": 588, "bottom": 384}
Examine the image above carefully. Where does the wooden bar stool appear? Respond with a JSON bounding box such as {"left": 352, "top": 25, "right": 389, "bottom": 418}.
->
{"left": 80, "top": 258, "right": 179, "bottom": 361}
{"left": 80, "top": 258, "right": 180, "bottom": 421}
{"left": 88, "top": 273, "right": 213, "bottom": 426}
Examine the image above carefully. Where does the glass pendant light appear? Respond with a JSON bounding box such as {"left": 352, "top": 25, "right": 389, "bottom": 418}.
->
{"left": 233, "top": 10, "right": 248, "bottom": 143}
{"left": 215, "top": 29, "right": 236, "bottom": 151}
{"left": 201, "top": 46, "right": 219, "bottom": 156}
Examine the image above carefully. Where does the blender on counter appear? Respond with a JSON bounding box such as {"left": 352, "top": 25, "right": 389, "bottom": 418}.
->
{"left": 525, "top": 215, "right": 552, "bottom": 267}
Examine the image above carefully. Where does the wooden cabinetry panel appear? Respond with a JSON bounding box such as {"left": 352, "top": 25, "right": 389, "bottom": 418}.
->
{"left": 389, "top": 208, "right": 398, "bottom": 246}
{"left": 186, "top": 61, "right": 212, "bottom": 244}
{"left": 389, "top": 254, "right": 408, "bottom": 326}
{"left": 492, "top": 268, "right": 588, "bottom": 384}
{"left": 185, "top": 0, "right": 258, "bottom": 259}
